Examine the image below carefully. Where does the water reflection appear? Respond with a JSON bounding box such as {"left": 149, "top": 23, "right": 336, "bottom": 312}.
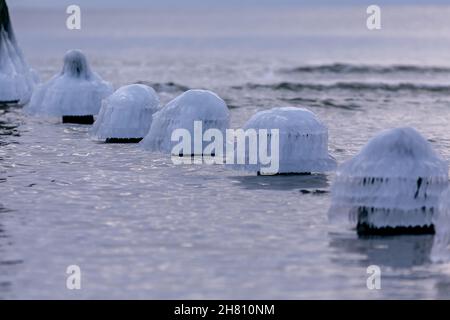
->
{"left": 230, "top": 173, "right": 330, "bottom": 191}
{"left": 434, "top": 273, "right": 450, "bottom": 299}
{"left": 0, "top": 106, "right": 20, "bottom": 147}
{"left": 0, "top": 204, "right": 13, "bottom": 297}
{"left": 329, "top": 232, "right": 434, "bottom": 269}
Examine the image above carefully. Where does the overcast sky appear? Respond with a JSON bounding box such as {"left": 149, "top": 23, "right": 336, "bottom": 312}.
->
{"left": 9, "top": 0, "right": 450, "bottom": 9}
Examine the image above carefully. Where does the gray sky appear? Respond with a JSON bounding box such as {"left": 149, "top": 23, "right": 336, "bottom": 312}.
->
{"left": 9, "top": 0, "right": 450, "bottom": 9}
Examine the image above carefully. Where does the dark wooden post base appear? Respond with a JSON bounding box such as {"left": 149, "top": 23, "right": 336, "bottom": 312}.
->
{"left": 105, "top": 138, "right": 143, "bottom": 143}
{"left": 62, "top": 115, "right": 95, "bottom": 124}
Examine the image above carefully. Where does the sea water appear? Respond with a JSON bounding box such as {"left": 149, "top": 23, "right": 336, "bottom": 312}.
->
{"left": 2, "top": 4, "right": 450, "bottom": 299}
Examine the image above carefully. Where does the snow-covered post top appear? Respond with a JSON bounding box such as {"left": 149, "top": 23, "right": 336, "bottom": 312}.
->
{"left": 24, "top": 49, "right": 113, "bottom": 119}
{"left": 141, "top": 89, "right": 230, "bottom": 154}
{"left": 245, "top": 107, "right": 327, "bottom": 134}
{"left": 231, "top": 107, "right": 336, "bottom": 174}
{"left": 61, "top": 49, "right": 93, "bottom": 80}
{"left": 329, "top": 127, "right": 448, "bottom": 233}
{"left": 104, "top": 84, "right": 159, "bottom": 111}
{"left": 91, "top": 84, "right": 160, "bottom": 141}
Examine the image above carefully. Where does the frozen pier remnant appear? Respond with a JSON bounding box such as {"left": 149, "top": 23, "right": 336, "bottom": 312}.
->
{"left": 25, "top": 49, "right": 113, "bottom": 124}
{"left": 141, "top": 89, "right": 230, "bottom": 154}
{"left": 329, "top": 127, "right": 448, "bottom": 236}
{"left": 232, "top": 107, "right": 336, "bottom": 175}
{"left": 0, "top": 0, "right": 37, "bottom": 105}
{"left": 91, "top": 84, "right": 160, "bottom": 143}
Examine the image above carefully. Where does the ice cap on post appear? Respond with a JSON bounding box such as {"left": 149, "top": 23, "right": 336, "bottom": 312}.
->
{"left": 329, "top": 127, "right": 448, "bottom": 235}
{"left": 141, "top": 89, "right": 230, "bottom": 155}
{"left": 91, "top": 84, "right": 160, "bottom": 143}
{"left": 232, "top": 107, "right": 336, "bottom": 175}
{"left": 25, "top": 49, "right": 113, "bottom": 124}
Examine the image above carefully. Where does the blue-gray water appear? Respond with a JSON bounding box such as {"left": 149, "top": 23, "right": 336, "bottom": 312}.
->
{"left": 2, "top": 5, "right": 450, "bottom": 299}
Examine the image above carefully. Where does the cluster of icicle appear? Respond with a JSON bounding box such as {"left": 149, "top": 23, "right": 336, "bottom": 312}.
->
{"left": 329, "top": 127, "right": 449, "bottom": 230}
{"left": 25, "top": 50, "right": 113, "bottom": 117}
{"left": 91, "top": 84, "right": 160, "bottom": 141}
{"left": 231, "top": 107, "right": 337, "bottom": 174}
{"left": 0, "top": 0, "right": 37, "bottom": 104}
{"left": 141, "top": 89, "right": 230, "bottom": 154}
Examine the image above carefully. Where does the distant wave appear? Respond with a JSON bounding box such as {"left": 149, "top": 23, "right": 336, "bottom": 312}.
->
{"left": 135, "top": 81, "right": 189, "bottom": 93}
{"left": 283, "top": 63, "right": 450, "bottom": 74}
{"left": 281, "top": 97, "right": 361, "bottom": 110}
{"left": 234, "top": 82, "right": 450, "bottom": 93}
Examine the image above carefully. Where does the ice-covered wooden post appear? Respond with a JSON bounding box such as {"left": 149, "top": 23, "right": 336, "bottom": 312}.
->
{"left": 232, "top": 107, "right": 336, "bottom": 175}
{"left": 141, "top": 89, "right": 230, "bottom": 155}
{"left": 0, "top": 0, "right": 37, "bottom": 105}
{"left": 329, "top": 127, "right": 448, "bottom": 235}
{"left": 91, "top": 84, "right": 160, "bottom": 143}
{"left": 25, "top": 50, "right": 113, "bottom": 124}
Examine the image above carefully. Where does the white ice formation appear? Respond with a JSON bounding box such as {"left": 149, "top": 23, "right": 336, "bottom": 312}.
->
{"left": 25, "top": 49, "right": 113, "bottom": 118}
{"left": 91, "top": 84, "right": 160, "bottom": 141}
{"left": 329, "top": 127, "right": 448, "bottom": 233}
{"left": 232, "top": 107, "right": 337, "bottom": 174}
{"left": 141, "top": 89, "right": 230, "bottom": 154}
{"left": 0, "top": 0, "right": 37, "bottom": 105}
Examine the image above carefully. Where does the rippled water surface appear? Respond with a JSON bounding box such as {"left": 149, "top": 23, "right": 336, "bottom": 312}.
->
{"left": 2, "top": 5, "right": 450, "bottom": 299}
